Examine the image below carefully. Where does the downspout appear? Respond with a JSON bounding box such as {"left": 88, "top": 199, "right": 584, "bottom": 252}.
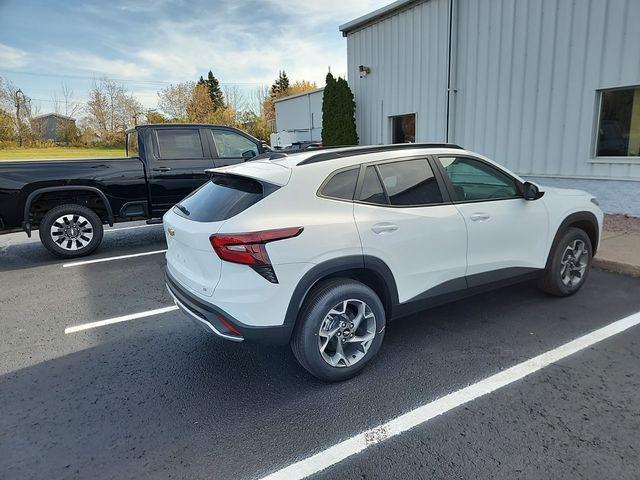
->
{"left": 445, "top": 0, "right": 455, "bottom": 142}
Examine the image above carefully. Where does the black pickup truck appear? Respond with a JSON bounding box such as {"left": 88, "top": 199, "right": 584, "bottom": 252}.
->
{"left": 0, "top": 124, "right": 268, "bottom": 257}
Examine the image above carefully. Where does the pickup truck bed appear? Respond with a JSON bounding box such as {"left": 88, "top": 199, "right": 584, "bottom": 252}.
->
{"left": 0, "top": 123, "right": 267, "bottom": 257}
{"left": 0, "top": 157, "right": 146, "bottom": 231}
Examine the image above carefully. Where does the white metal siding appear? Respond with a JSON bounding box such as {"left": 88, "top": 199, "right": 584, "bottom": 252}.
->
{"left": 453, "top": 0, "right": 640, "bottom": 179}
{"left": 345, "top": 0, "right": 640, "bottom": 179}
{"left": 347, "top": 0, "right": 450, "bottom": 145}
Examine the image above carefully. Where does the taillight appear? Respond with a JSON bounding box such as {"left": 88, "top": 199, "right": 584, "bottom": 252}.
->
{"left": 209, "top": 227, "right": 303, "bottom": 283}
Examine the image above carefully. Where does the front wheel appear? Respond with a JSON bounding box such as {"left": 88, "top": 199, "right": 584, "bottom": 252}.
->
{"left": 39, "top": 204, "right": 104, "bottom": 258}
{"left": 538, "top": 227, "right": 592, "bottom": 297}
{"left": 291, "top": 278, "right": 386, "bottom": 382}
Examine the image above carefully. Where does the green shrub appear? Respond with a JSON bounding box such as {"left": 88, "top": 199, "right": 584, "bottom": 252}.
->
{"left": 321, "top": 72, "right": 358, "bottom": 146}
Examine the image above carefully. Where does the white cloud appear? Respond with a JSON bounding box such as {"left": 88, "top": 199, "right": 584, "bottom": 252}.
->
{"left": 0, "top": 43, "right": 28, "bottom": 69}
{"left": 264, "top": 0, "right": 391, "bottom": 25}
{"left": 52, "top": 50, "right": 152, "bottom": 80}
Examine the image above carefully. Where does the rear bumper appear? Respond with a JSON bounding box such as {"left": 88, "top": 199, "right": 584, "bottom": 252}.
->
{"left": 165, "top": 268, "right": 293, "bottom": 345}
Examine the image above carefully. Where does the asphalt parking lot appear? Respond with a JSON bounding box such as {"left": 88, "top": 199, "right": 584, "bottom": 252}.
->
{"left": 1, "top": 224, "right": 639, "bottom": 480}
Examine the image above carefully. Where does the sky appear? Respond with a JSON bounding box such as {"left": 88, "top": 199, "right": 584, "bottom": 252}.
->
{"left": 0, "top": 0, "right": 390, "bottom": 115}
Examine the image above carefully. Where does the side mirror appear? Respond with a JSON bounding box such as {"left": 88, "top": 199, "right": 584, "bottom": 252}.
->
{"left": 523, "top": 181, "right": 542, "bottom": 201}
{"left": 260, "top": 142, "right": 272, "bottom": 153}
{"left": 242, "top": 149, "right": 256, "bottom": 160}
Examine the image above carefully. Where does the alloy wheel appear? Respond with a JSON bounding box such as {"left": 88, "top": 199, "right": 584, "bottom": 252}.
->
{"left": 318, "top": 299, "right": 376, "bottom": 368}
{"left": 50, "top": 214, "right": 94, "bottom": 251}
{"left": 560, "top": 239, "right": 588, "bottom": 287}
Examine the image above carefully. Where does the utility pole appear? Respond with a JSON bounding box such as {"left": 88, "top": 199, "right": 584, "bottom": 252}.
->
{"left": 15, "top": 89, "right": 24, "bottom": 147}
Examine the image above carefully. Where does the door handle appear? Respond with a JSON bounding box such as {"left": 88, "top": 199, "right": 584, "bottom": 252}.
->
{"left": 153, "top": 166, "right": 172, "bottom": 172}
{"left": 469, "top": 213, "right": 491, "bottom": 222}
{"left": 371, "top": 223, "right": 399, "bottom": 234}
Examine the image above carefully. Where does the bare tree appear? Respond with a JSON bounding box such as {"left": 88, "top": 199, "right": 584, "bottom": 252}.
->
{"left": 222, "top": 85, "right": 245, "bottom": 114}
{"left": 85, "top": 77, "right": 143, "bottom": 144}
{"left": 0, "top": 77, "right": 33, "bottom": 146}
{"left": 51, "top": 82, "right": 80, "bottom": 118}
{"left": 157, "top": 81, "right": 195, "bottom": 121}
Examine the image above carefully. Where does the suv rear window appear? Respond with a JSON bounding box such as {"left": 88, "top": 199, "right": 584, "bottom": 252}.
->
{"left": 320, "top": 168, "right": 358, "bottom": 200}
{"left": 174, "top": 174, "right": 275, "bottom": 222}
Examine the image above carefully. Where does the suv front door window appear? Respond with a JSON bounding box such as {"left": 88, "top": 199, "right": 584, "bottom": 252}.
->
{"left": 439, "top": 156, "right": 519, "bottom": 201}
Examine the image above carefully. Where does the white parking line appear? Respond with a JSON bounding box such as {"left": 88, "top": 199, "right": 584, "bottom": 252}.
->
{"left": 105, "top": 224, "right": 162, "bottom": 233}
{"left": 64, "top": 305, "right": 178, "bottom": 334}
{"left": 257, "top": 310, "right": 640, "bottom": 480}
{"left": 62, "top": 249, "right": 167, "bottom": 268}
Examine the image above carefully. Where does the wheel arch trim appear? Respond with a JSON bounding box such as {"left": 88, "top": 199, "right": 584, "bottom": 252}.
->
{"left": 283, "top": 255, "right": 399, "bottom": 338}
{"left": 546, "top": 211, "right": 599, "bottom": 269}
{"left": 22, "top": 186, "right": 114, "bottom": 236}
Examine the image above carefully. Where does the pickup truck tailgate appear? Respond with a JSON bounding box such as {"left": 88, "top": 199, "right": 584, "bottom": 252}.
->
{"left": 163, "top": 208, "right": 224, "bottom": 297}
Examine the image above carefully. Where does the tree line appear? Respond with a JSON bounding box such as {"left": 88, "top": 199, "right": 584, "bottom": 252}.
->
{"left": 0, "top": 69, "right": 319, "bottom": 148}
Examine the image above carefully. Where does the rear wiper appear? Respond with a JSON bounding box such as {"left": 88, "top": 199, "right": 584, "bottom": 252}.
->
{"left": 175, "top": 204, "right": 190, "bottom": 216}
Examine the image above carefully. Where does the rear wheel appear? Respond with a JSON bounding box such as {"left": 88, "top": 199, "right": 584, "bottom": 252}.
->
{"left": 39, "top": 204, "right": 104, "bottom": 258}
{"left": 538, "top": 227, "right": 592, "bottom": 297}
{"left": 291, "top": 278, "right": 386, "bottom": 382}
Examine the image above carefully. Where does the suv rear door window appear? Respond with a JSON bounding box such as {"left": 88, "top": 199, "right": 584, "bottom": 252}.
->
{"left": 157, "top": 129, "right": 204, "bottom": 159}
{"left": 377, "top": 159, "right": 443, "bottom": 206}
{"left": 359, "top": 166, "right": 388, "bottom": 205}
{"left": 174, "top": 174, "right": 273, "bottom": 222}
{"left": 321, "top": 168, "right": 359, "bottom": 200}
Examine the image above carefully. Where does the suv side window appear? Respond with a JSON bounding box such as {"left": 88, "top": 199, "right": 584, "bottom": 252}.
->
{"left": 359, "top": 166, "right": 388, "bottom": 205}
{"left": 377, "top": 159, "right": 443, "bottom": 206}
{"left": 156, "top": 129, "right": 204, "bottom": 159}
{"left": 321, "top": 168, "right": 359, "bottom": 200}
{"left": 212, "top": 129, "right": 258, "bottom": 158}
{"left": 439, "top": 157, "right": 520, "bottom": 201}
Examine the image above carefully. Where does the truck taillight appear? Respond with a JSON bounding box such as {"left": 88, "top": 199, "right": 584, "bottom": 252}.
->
{"left": 209, "top": 227, "right": 303, "bottom": 283}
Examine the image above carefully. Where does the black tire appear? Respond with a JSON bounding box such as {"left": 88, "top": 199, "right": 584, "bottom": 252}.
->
{"left": 38, "top": 204, "right": 104, "bottom": 258}
{"left": 538, "top": 227, "right": 592, "bottom": 297}
{"left": 291, "top": 278, "right": 386, "bottom": 382}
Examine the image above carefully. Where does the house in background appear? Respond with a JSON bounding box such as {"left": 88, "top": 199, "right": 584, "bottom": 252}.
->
{"left": 31, "top": 113, "right": 77, "bottom": 142}
{"left": 340, "top": 0, "right": 640, "bottom": 215}
{"left": 271, "top": 88, "right": 324, "bottom": 148}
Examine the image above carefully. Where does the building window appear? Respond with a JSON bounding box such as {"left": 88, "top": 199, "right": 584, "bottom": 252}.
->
{"left": 391, "top": 114, "right": 416, "bottom": 143}
{"left": 596, "top": 86, "right": 640, "bottom": 157}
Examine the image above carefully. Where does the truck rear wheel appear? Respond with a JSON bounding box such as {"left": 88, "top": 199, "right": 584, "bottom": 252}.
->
{"left": 39, "top": 204, "right": 104, "bottom": 258}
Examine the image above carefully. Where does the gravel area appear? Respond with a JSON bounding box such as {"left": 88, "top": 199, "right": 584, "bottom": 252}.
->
{"left": 603, "top": 214, "right": 640, "bottom": 234}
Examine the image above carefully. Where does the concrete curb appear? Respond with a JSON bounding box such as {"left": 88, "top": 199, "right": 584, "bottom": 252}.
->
{"left": 593, "top": 258, "right": 640, "bottom": 278}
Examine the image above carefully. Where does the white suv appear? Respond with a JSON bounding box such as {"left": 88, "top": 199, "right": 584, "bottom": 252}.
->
{"left": 163, "top": 144, "right": 603, "bottom": 381}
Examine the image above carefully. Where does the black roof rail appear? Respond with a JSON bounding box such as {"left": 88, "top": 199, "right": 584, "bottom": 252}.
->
{"left": 297, "top": 143, "right": 463, "bottom": 165}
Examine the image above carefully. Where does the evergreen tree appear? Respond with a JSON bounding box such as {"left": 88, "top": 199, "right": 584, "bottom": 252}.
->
{"left": 321, "top": 72, "right": 358, "bottom": 146}
{"left": 269, "top": 70, "right": 290, "bottom": 98}
{"left": 205, "top": 70, "right": 225, "bottom": 111}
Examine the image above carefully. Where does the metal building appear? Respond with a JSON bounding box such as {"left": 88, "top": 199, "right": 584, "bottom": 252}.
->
{"left": 271, "top": 88, "right": 324, "bottom": 148}
{"left": 340, "top": 0, "right": 640, "bottom": 215}
{"left": 31, "top": 113, "right": 76, "bottom": 142}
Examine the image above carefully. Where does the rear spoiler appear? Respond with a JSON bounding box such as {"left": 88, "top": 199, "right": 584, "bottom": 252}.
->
{"left": 205, "top": 162, "right": 292, "bottom": 187}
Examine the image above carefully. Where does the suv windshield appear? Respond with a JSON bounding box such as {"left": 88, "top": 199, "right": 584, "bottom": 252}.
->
{"left": 174, "top": 174, "right": 276, "bottom": 222}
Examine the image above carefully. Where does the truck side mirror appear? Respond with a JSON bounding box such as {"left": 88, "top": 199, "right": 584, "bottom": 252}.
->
{"left": 260, "top": 141, "right": 272, "bottom": 153}
{"left": 242, "top": 150, "right": 256, "bottom": 160}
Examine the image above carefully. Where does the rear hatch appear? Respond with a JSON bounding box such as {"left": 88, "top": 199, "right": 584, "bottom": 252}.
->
{"left": 163, "top": 171, "right": 283, "bottom": 297}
